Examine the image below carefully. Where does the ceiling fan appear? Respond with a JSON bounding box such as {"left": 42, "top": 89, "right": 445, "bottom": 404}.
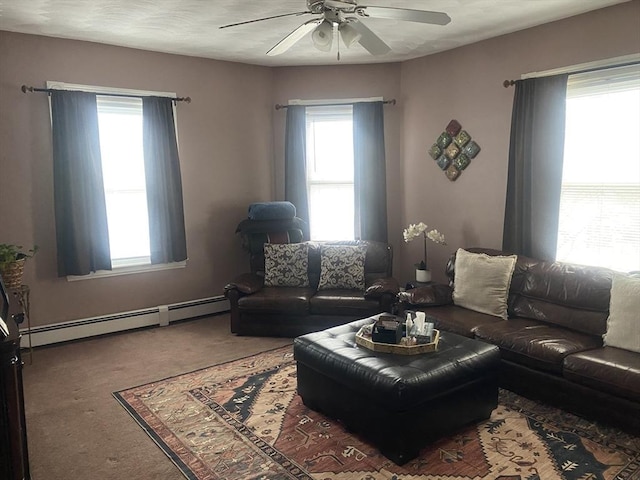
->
{"left": 219, "top": 0, "right": 451, "bottom": 57}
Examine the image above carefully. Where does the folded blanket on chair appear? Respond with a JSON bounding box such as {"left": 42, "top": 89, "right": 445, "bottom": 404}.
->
{"left": 236, "top": 217, "right": 307, "bottom": 234}
{"left": 248, "top": 201, "right": 296, "bottom": 221}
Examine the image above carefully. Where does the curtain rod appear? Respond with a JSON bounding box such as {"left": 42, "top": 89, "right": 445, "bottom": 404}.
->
{"left": 275, "top": 99, "right": 396, "bottom": 110}
{"left": 21, "top": 85, "right": 191, "bottom": 103}
{"left": 502, "top": 60, "right": 640, "bottom": 87}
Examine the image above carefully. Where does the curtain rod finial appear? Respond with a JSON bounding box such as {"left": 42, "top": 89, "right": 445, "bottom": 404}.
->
{"left": 21, "top": 85, "right": 32, "bottom": 93}
{"left": 503, "top": 79, "right": 516, "bottom": 88}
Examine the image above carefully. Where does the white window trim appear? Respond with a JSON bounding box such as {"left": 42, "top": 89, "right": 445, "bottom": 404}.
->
{"left": 289, "top": 96, "right": 383, "bottom": 106}
{"left": 46, "top": 81, "right": 176, "bottom": 99}
{"left": 46, "top": 81, "right": 180, "bottom": 147}
{"left": 66, "top": 260, "right": 187, "bottom": 282}
{"left": 46, "top": 81, "right": 186, "bottom": 280}
{"left": 303, "top": 102, "right": 356, "bottom": 241}
{"left": 520, "top": 53, "right": 640, "bottom": 80}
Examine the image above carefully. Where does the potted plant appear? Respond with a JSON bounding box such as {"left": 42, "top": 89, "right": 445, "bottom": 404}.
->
{"left": 402, "top": 223, "right": 446, "bottom": 283}
{"left": 0, "top": 244, "right": 38, "bottom": 289}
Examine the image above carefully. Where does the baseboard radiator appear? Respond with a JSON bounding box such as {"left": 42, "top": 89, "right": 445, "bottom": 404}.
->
{"left": 20, "top": 296, "right": 230, "bottom": 348}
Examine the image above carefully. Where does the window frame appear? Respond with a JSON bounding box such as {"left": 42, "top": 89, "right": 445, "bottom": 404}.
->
{"left": 47, "top": 81, "right": 186, "bottom": 280}
{"left": 555, "top": 63, "right": 640, "bottom": 272}
{"left": 304, "top": 104, "right": 355, "bottom": 241}
{"left": 290, "top": 97, "right": 381, "bottom": 241}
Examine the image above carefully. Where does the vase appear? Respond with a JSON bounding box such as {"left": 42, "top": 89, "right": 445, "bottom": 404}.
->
{"left": 415, "top": 268, "right": 431, "bottom": 283}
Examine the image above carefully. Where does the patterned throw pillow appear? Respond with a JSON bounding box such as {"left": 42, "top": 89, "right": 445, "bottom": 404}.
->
{"left": 317, "top": 245, "right": 366, "bottom": 291}
{"left": 263, "top": 243, "right": 309, "bottom": 287}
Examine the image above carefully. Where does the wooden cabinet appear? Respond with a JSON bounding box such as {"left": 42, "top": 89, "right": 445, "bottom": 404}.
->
{"left": 0, "top": 315, "right": 30, "bottom": 479}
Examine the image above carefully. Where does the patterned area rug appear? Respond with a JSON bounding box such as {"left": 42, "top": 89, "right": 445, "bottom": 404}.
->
{"left": 114, "top": 346, "right": 640, "bottom": 480}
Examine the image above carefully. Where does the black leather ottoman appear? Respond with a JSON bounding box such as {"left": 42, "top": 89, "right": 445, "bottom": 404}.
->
{"left": 293, "top": 315, "right": 500, "bottom": 465}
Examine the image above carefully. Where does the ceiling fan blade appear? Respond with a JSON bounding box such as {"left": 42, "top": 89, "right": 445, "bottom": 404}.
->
{"left": 347, "top": 19, "right": 390, "bottom": 56}
{"left": 325, "top": 0, "right": 357, "bottom": 9}
{"left": 357, "top": 6, "right": 451, "bottom": 26}
{"left": 220, "top": 11, "right": 311, "bottom": 29}
{"left": 267, "top": 19, "right": 324, "bottom": 56}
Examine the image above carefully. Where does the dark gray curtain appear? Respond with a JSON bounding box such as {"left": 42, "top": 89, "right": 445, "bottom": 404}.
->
{"left": 51, "top": 91, "right": 111, "bottom": 276}
{"left": 353, "top": 101, "right": 387, "bottom": 242}
{"left": 284, "top": 105, "right": 310, "bottom": 239}
{"left": 502, "top": 74, "right": 568, "bottom": 260}
{"left": 142, "top": 97, "right": 187, "bottom": 264}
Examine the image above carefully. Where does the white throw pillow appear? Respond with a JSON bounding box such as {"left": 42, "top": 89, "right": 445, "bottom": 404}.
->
{"left": 452, "top": 248, "right": 517, "bottom": 319}
{"left": 603, "top": 274, "right": 640, "bottom": 353}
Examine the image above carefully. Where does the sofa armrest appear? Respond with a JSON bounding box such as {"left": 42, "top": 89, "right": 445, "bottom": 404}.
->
{"left": 364, "top": 277, "right": 400, "bottom": 299}
{"left": 398, "top": 283, "right": 453, "bottom": 306}
{"left": 224, "top": 272, "right": 264, "bottom": 296}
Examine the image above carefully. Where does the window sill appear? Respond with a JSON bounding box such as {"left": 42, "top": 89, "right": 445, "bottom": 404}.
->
{"left": 66, "top": 260, "right": 187, "bottom": 281}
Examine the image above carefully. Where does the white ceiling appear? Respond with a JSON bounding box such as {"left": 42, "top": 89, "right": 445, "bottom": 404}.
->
{"left": 0, "top": 0, "right": 629, "bottom": 67}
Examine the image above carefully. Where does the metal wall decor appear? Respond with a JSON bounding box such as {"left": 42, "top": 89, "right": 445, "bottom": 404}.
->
{"left": 428, "top": 119, "right": 481, "bottom": 181}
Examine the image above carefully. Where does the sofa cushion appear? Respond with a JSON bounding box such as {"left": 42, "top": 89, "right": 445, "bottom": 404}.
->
{"left": 364, "top": 277, "right": 401, "bottom": 299}
{"left": 452, "top": 248, "right": 517, "bottom": 319}
{"left": 448, "top": 249, "right": 614, "bottom": 336}
{"left": 224, "top": 272, "right": 264, "bottom": 295}
{"left": 263, "top": 242, "right": 309, "bottom": 287}
{"left": 237, "top": 287, "right": 315, "bottom": 314}
{"left": 603, "top": 274, "right": 640, "bottom": 353}
{"left": 398, "top": 284, "right": 453, "bottom": 307}
{"left": 474, "top": 318, "right": 602, "bottom": 374}
{"left": 563, "top": 347, "right": 640, "bottom": 402}
{"left": 317, "top": 245, "right": 366, "bottom": 291}
{"left": 510, "top": 261, "right": 613, "bottom": 336}
{"left": 310, "top": 290, "right": 380, "bottom": 316}
{"left": 417, "top": 305, "right": 504, "bottom": 338}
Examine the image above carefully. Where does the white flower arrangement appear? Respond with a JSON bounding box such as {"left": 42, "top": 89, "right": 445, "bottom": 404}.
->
{"left": 403, "top": 222, "right": 447, "bottom": 270}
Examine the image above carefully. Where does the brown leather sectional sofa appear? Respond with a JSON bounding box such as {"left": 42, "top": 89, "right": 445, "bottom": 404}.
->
{"left": 225, "top": 240, "right": 399, "bottom": 337}
{"left": 399, "top": 247, "right": 640, "bottom": 434}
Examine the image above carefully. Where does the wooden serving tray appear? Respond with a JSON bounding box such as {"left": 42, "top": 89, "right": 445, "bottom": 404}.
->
{"left": 355, "top": 328, "right": 440, "bottom": 355}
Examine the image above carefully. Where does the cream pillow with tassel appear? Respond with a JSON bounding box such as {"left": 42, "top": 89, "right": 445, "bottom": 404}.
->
{"left": 603, "top": 274, "right": 640, "bottom": 353}
{"left": 452, "top": 248, "right": 517, "bottom": 320}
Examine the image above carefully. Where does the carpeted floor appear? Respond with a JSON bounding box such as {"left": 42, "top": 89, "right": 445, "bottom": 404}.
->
{"left": 22, "top": 314, "right": 291, "bottom": 480}
{"left": 115, "top": 344, "right": 640, "bottom": 480}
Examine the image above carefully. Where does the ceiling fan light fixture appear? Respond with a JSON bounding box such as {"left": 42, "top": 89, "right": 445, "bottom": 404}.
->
{"left": 311, "top": 20, "right": 333, "bottom": 51}
{"left": 339, "top": 22, "right": 361, "bottom": 48}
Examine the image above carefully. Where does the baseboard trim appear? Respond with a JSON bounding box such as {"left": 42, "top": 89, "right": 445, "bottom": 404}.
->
{"left": 21, "top": 296, "right": 230, "bottom": 348}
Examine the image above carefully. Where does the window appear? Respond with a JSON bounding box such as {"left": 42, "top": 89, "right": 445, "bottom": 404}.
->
{"left": 305, "top": 105, "right": 355, "bottom": 240}
{"left": 556, "top": 64, "right": 640, "bottom": 272}
{"left": 48, "top": 82, "right": 187, "bottom": 278}
{"left": 97, "top": 96, "right": 151, "bottom": 267}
